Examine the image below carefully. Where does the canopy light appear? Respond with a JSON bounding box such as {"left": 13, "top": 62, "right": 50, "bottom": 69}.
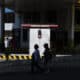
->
{"left": 21, "top": 24, "right": 59, "bottom": 28}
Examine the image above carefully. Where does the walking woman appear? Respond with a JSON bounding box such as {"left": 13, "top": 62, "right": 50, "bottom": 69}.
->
{"left": 31, "top": 44, "right": 43, "bottom": 73}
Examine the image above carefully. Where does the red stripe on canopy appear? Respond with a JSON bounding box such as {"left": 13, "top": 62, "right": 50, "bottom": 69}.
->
{"left": 21, "top": 24, "right": 59, "bottom": 28}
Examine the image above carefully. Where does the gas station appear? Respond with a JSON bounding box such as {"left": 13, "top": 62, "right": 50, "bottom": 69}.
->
{"left": 0, "top": 1, "right": 80, "bottom": 78}
{"left": 0, "top": 0, "right": 80, "bottom": 54}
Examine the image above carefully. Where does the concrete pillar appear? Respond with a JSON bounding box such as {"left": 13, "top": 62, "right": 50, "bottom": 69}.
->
{"left": 14, "top": 13, "right": 21, "bottom": 29}
{"left": 14, "top": 13, "right": 21, "bottom": 48}
{"left": 1, "top": 5, "right": 5, "bottom": 51}
{"left": 67, "top": 4, "right": 75, "bottom": 48}
{"left": 20, "top": 16, "right": 24, "bottom": 48}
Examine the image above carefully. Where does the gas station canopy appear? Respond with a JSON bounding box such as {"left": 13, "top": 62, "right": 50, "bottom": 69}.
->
{"left": 1, "top": 0, "right": 76, "bottom": 13}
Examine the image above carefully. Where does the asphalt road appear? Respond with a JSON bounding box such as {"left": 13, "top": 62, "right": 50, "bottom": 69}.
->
{"left": 0, "top": 55, "right": 80, "bottom": 80}
{"left": 0, "top": 68, "right": 80, "bottom": 80}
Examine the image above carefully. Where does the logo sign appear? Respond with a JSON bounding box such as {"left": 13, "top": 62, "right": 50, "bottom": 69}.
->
{"left": 5, "top": 23, "right": 13, "bottom": 31}
{"left": 38, "top": 30, "right": 42, "bottom": 39}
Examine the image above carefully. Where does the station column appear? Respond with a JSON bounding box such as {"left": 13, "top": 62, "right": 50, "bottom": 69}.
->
{"left": 15, "top": 13, "right": 21, "bottom": 29}
{"left": 0, "top": 7, "right": 2, "bottom": 40}
{"left": 14, "top": 13, "right": 21, "bottom": 48}
{"left": 67, "top": 3, "right": 75, "bottom": 48}
{"left": 1, "top": 2, "right": 5, "bottom": 51}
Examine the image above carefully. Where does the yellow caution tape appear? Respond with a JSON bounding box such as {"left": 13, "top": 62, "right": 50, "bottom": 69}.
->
{"left": 0, "top": 54, "right": 44, "bottom": 60}
{"left": 0, "top": 54, "right": 6, "bottom": 60}
{"left": 9, "top": 55, "right": 17, "bottom": 60}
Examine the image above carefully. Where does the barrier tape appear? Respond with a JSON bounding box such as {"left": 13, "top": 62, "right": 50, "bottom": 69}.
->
{"left": 0, "top": 54, "right": 43, "bottom": 60}
{"left": 0, "top": 54, "right": 6, "bottom": 60}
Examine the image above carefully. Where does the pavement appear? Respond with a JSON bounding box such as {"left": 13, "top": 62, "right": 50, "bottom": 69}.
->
{"left": 0, "top": 54, "right": 80, "bottom": 72}
{"left": 0, "top": 54, "right": 80, "bottom": 80}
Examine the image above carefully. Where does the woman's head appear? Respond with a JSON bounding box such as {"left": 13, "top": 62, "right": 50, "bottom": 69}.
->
{"left": 34, "top": 44, "right": 39, "bottom": 49}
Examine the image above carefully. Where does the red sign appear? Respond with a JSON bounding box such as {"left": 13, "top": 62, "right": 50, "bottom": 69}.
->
{"left": 21, "top": 24, "right": 59, "bottom": 28}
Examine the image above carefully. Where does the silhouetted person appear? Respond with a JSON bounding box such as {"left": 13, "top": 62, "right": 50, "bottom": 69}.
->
{"left": 4, "top": 37, "right": 9, "bottom": 48}
{"left": 31, "top": 44, "right": 43, "bottom": 73}
{"left": 4, "top": 37, "right": 9, "bottom": 60}
{"left": 43, "top": 43, "right": 52, "bottom": 72}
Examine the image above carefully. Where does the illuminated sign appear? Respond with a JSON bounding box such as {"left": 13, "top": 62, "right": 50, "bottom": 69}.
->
{"left": 5, "top": 23, "right": 13, "bottom": 31}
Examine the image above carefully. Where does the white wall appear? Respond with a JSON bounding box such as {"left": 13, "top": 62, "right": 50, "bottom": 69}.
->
{"left": 29, "top": 28, "right": 50, "bottom": 56}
